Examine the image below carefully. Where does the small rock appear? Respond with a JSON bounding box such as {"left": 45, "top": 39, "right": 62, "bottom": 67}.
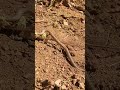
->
{"left": 67, "top": 45, "right": 74, "bottom": 51}
{"left": 55, "top": 79, "right": 62, "bottom": 87}
{"left": 53, "top": 22, "right": 59, "bottom": 28}
{"left": 75, "top": 80, "right": 83, "bottom": 88}
{"left": 35, "top": 17, "right": 43, "bottom": 22}
{"left": 46, "top": 43, "right": 53, "bottom": 47}
{"left": 70, "top": 51, "right": 75, "bottom": 56}
{"left": 53, "top": 51, "right": 57, "bottom": 55}
{"left": 41, "top": 80, "right": 51, "bottom": 87}
{"left": 53, "top": 86, "right": 60, "bottom": 90}
{"left": 61, "top": 85, "right": 67, "bottom": 90}
{"left": 50, "top": 81, "right": 55, "bottom": 86}
{"left": 75, "top": 81, "right": 80, "bottom": 87}
{"left": 80, "top": 82, "right": 84, "bottom": 89}
{"left": 72, "top": 79, "right": 77, "bottom": 85}
{"left": 63, "top": 19, "right": 68, "bottom": 26}
{"left": 71, "top": 74, "right": 77, "bottom": 79}
{"left": 50, "top": 85, "right": 54, "bottom": 89}
{"left": 80, "top": 18, "right": 84, "bottom": 23}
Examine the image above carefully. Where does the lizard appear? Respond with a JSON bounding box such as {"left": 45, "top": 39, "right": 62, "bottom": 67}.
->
{"left": 0, "top": 14, "right": 95, "bottom": 89}
{"left": 36, "top": 30, "right": 96, "bottom": 90}
{"left": 0, "top": 6, "right": 95, "bottom": 90}
{"left": 35, "top": 30, "right": 78, "bottom": 67}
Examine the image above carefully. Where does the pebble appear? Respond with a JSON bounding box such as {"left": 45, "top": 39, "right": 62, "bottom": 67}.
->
{"left": 61, "top": 85, "right": 67, "bottom": 90}
{"left": 75, "top": 80, "right": 80, "bottom": 87}
{"left": 72, "top": 79, "right": 77, "bottom": 85}
{"left": 71, "top": 74, "right": 77, "bottom": 79}
{"left": 55, "top": 79, "right": 62, "bottom": 87}
{"left": 63, "top": 19, "right": 68, "bottom": 26}
{"left": 80, "top": 82, "right": 84, "bottom": 89}
{"left": 53, "top": 50, "right": 57, "bottom": 55}
{"left": 70, "top": 51, "right": 75, "bottom": 56}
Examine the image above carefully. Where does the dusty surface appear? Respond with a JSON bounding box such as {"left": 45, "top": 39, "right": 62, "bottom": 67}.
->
{"left": 0, "top": 0, "right": 85, "bottom": 90}
{"left": 1, "top": 0, "right": 120, "bottom": 90}
{"left": 0, "top": 0, "right": 35, "bottom": 89}
{"left": 86, "top": 0, "right": 120, "bottom": 89}
{"left": 1, "top": 0, "right": 119, "bottom": 90}
{"left": 35, "top": 0, "right": 85, "bottom": 90}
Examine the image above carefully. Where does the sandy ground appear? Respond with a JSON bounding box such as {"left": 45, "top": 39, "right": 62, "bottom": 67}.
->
{"left": 0, "top": 0, "right": 85, "bottom": 90}
{"left": 1, "top": 0, "right": 119, "bottom": 90}
{"left": 35, "top": 1, "right": 85, "bottom": 90}
{"left": 0, "top": 0, "right": 35, "bottom": 89}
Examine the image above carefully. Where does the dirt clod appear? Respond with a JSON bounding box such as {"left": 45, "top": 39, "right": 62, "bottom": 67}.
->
{"left": 55, "top": 79, "right": 62, "bottom": 87}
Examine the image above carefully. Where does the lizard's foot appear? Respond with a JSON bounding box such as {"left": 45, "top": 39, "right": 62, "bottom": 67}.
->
{"left": 35, "top": 30, "right": 47, "bottom": 40}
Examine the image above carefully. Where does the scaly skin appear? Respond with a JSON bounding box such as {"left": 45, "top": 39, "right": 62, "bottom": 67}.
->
{"left": 37, "top": 30, "right": 96, "bottom": 90}
{"left": 1, "top": 6, "right": 93, "bottom": 89}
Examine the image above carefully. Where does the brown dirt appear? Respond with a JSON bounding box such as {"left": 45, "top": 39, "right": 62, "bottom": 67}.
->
{"left": 1, "top": 0, "right": 120, "bottom": 90}
{"left": 0, "top": 0, "right": 85, "bottom": 90}
{"left": 86, "top": 0, "right": 120, "bottom": 89}
{"left": 0, "top": 0, "right": 34, "bottom": 89}
{"left": 35, "top": 0, "right": 85, "bottom": 90}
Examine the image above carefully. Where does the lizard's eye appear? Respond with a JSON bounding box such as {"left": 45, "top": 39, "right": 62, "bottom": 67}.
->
{"left": 41, "top": 33, "right": 47, "bottom": 39}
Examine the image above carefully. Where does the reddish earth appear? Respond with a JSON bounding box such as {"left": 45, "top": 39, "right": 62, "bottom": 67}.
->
{"left": 1, "top": 0, "right": 120, "bottom": 90}
{"left": 0, "top": 0, "right": 85, "bottom": 89}
{"left": 35, "top": 1, "right": 85, "bottom": 90}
